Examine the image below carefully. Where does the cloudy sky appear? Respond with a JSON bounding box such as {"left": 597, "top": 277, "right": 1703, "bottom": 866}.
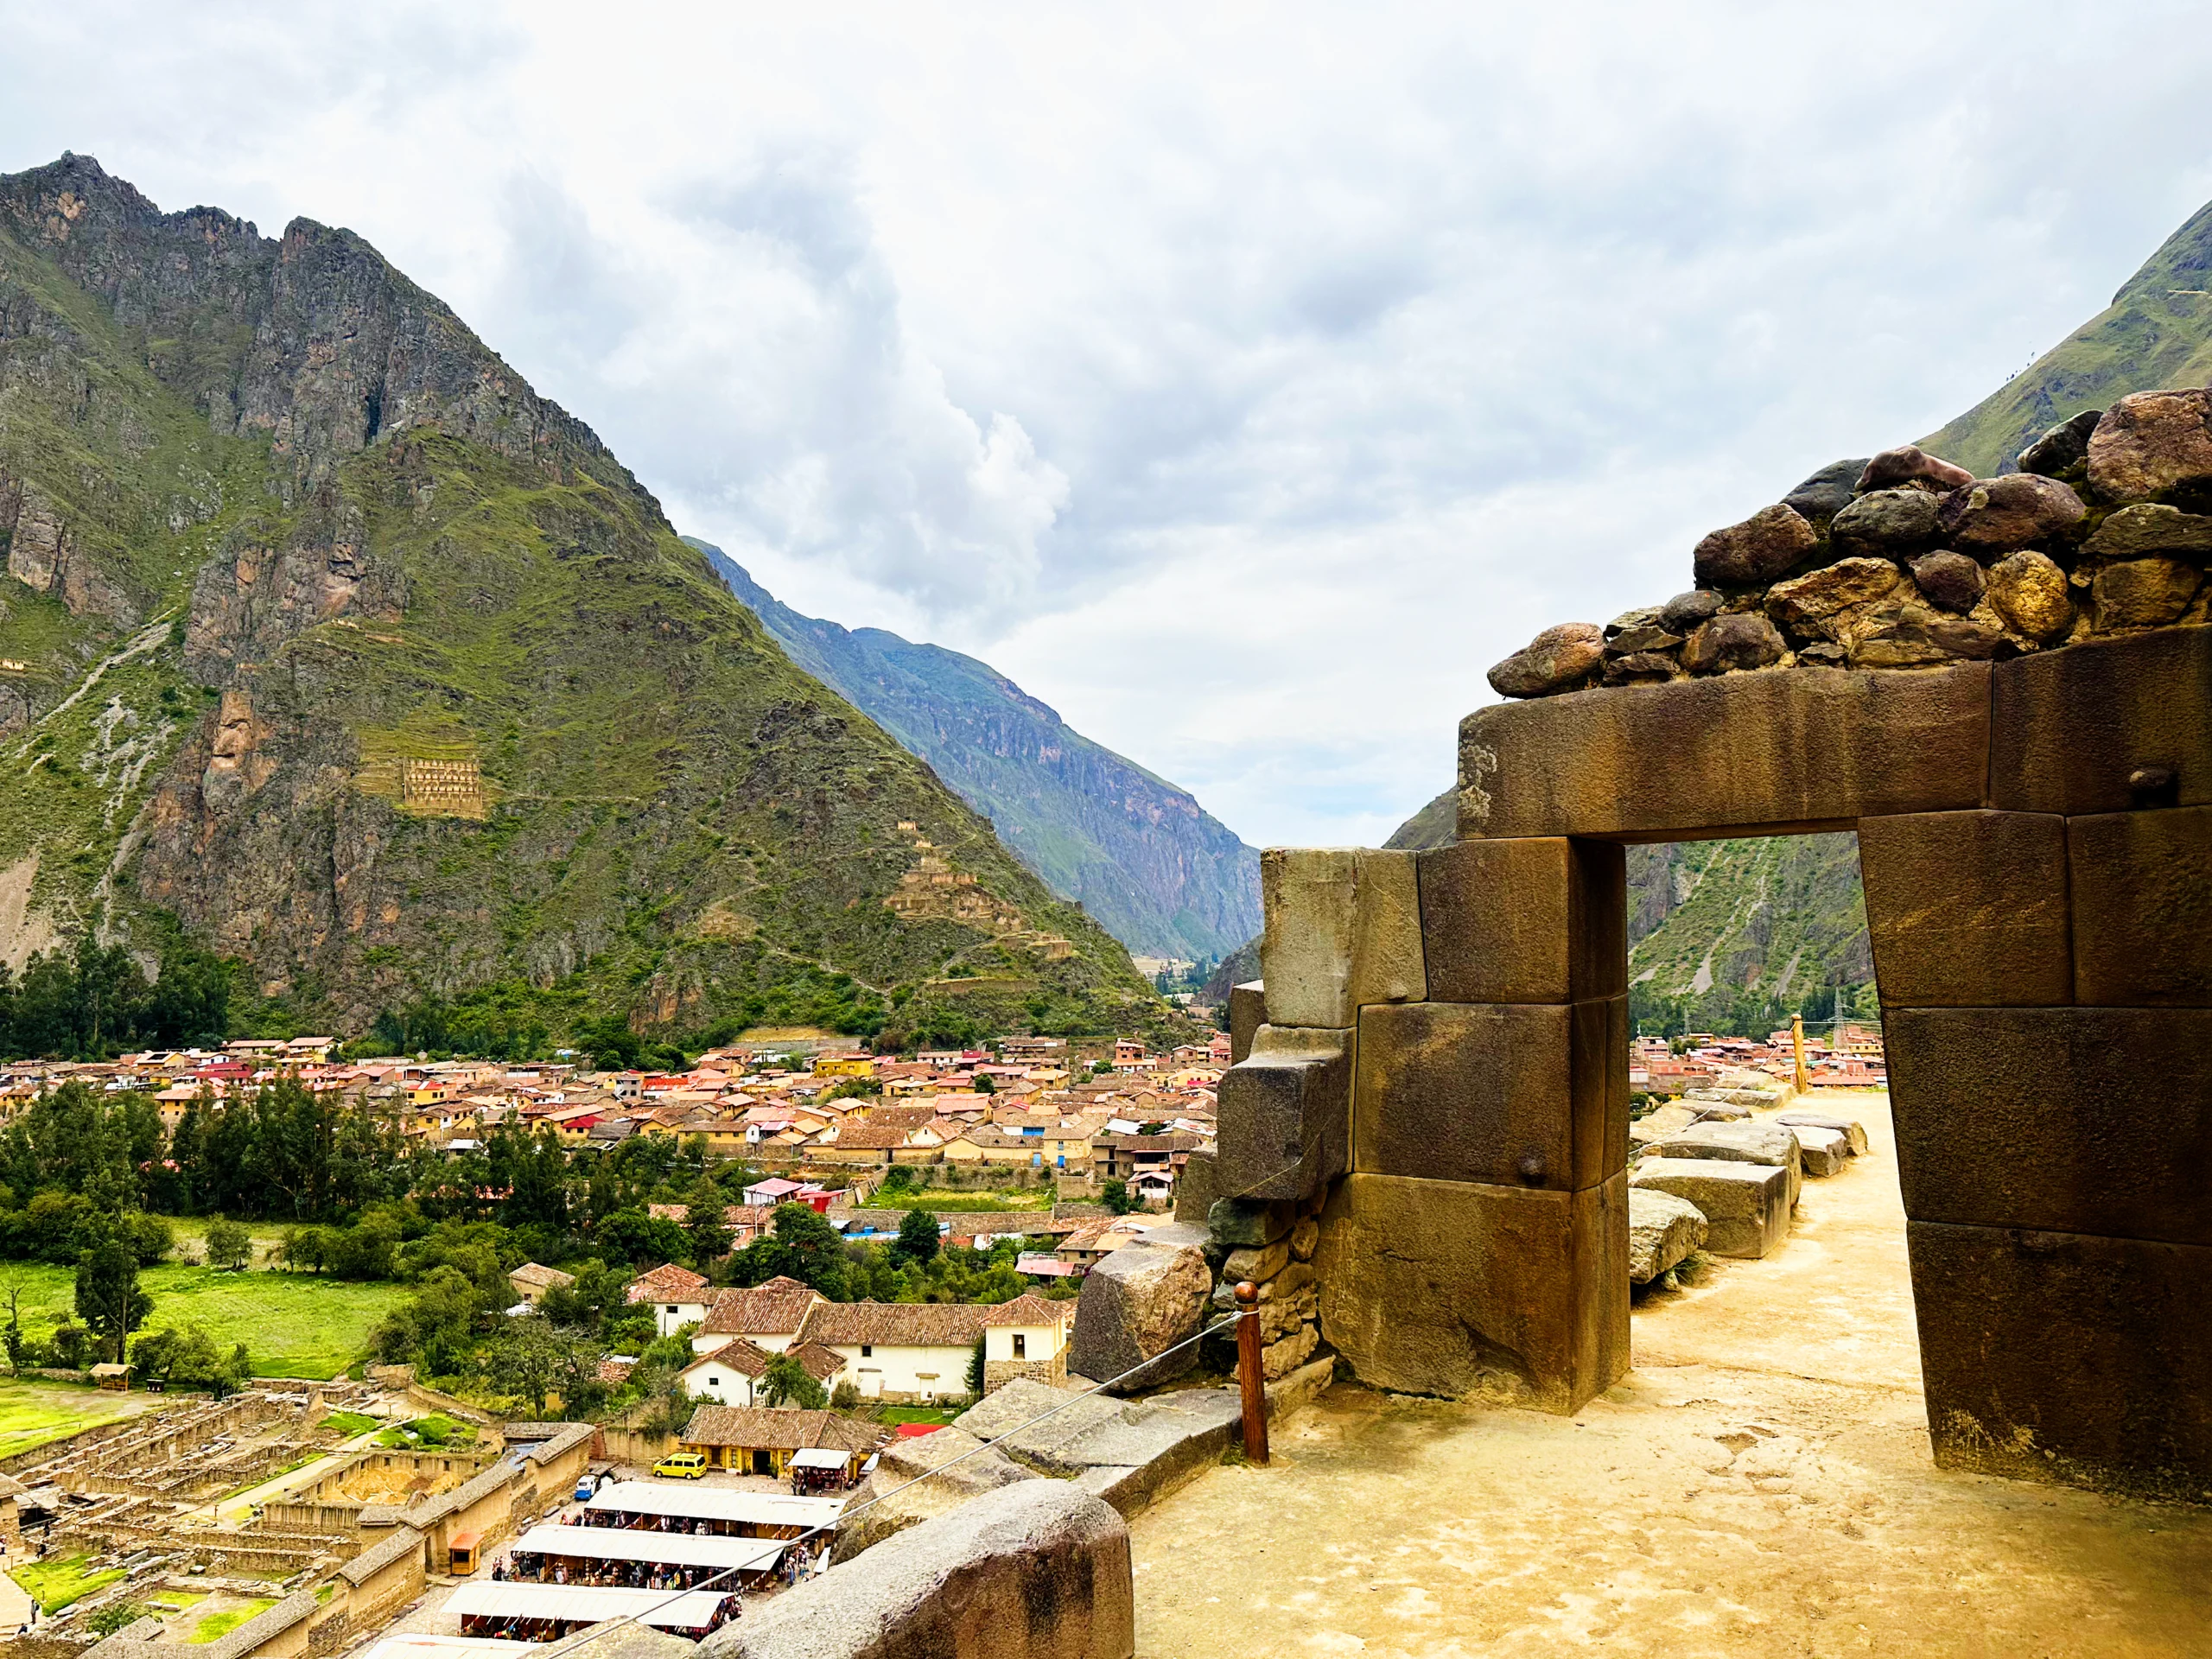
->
{"left": 5, "top": 1, "right": 2209, "bottom": 846}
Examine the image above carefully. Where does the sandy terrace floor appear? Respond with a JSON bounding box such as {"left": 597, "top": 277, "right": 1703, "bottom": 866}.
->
{"left": 1130, "top": 1091, "right": 2212, "bottom": 1658}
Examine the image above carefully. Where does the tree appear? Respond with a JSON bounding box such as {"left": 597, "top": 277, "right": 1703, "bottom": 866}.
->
{"left": 973, "top": 1073, "right": 995, "bottom": 1095}
{"left": 766, "top": 1202, "right": 849, "bottom": 1296}
{"left": 0, "top": 1276, "right": 24, "bottom": 1376}
{"left": 893, "top": 1209, "right": 941, "bottom": 1268}
{"left": 481, "top": 1315, "right": 568, "bottom": 1415}
{"left": 760, "top": 1353, "right": 826, "bottom": 1409}
{"left": 965, "top": 1335, "right": 985, "bottom": 1396}
{"left": 681, "top": 1177, "right": 733, "bottom": 1267}
{"left": 75, "top": 1212, "right": 154, "bottom": 1363}
{"left": 595, "top": 1209, "right": 690, "bottom": 1268}
{"left": 206, "top": 1217, "right": 252, "bottom": 1271}
{"left": 1101, "top": 1180, "right": 1133, "bottom": 1216}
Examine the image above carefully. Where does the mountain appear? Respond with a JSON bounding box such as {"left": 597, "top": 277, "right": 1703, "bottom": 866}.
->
{"left": 698, "top": 546, "right": 1262, "bottom": 963}
{"left": 0, "top": 154, "right": 1161, "bottom": 1046}
{"left": 1382, "top": 190, "right": 2212, "bottom": 1033}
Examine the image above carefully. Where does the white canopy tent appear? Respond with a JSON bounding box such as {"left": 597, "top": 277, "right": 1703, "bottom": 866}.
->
{"left": 787, "top": 1448, "right": 849, "bottom": 1471}
{"left": 511, "top": 1524, "right": 785, "bottom": 1574}
{"left": 582, "top": 1480, "right": 842, "bottom": 1532}
{"left": 448, "top": 1583, "right": 734, "bottom": 1631}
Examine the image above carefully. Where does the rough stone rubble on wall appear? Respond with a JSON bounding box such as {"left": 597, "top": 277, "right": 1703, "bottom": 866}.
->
{"left": 1487, "top": 389, "right": 2212, "bottom": 698}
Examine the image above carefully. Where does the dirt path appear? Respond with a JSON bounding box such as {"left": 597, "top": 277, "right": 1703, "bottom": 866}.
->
{"left": 1130, "top": 1090, "right": 2212, "bottom": 1657}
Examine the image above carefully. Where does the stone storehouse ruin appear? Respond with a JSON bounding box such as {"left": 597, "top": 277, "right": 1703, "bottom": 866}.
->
{"left": 1211, "top": 391, "right": 2212, "bottom": 1501}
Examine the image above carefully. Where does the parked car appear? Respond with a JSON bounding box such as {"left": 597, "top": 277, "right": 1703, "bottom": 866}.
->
{"left": 652, "top": 1452, "right": 709, "bottom": 1479}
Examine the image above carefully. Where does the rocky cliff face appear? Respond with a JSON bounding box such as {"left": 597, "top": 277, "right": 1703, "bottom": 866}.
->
{"left": 705, "top": 545, "right": 1262, "bottom": 962}
{"left": 0, "top": 155, "right": 1159, "bottom": 1039}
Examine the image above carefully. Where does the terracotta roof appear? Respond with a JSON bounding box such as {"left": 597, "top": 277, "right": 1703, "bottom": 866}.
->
{"left": 796, "top": 1300, "right": 989, "bottom": 1348}
{"left": 626, "top": 1263, "right": 709, "bottom": 1304}
{"left": 831, "top": 1122, "right": 912, "bottom": 1150}
{"left": 509, "top": 1262, "right": 575, "bottom": 1289}
{"left": 700, "top": 1276, "right": 825, "bottom": 1338}
{"left": 683, "top": 1337, "right": 778, "bottom": 1378}
{"left": 978, "top": 1293, "right": 1071, "bottom": 1329}
{"left": 678, "top": 1407, "right": 879, "bottom": 1453}
{"left": 861, "top": 1105, "right": 941, "bottom": 1129}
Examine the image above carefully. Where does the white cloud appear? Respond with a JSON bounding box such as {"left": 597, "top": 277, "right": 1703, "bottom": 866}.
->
{"left": 3, "top": 0, "right": 2211, "bottom": 843}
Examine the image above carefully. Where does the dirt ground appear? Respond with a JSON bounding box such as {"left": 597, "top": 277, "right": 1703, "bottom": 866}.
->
{"left": 1130, "top": 1090, "right": 2212, "bottom": 1657}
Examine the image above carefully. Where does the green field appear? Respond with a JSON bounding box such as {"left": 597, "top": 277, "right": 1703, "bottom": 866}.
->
{"left": 11, "top": 1552, "right": 127, "bottom": 1613}
{"left": 0, "top": 1376, "right": 149, "bottom": 1460}
{"left": 0, "top": 1263, "right": 408, "bottom": 1379}
{"left": 868, "top": 1190, "right": 1053, "bottom": 1212}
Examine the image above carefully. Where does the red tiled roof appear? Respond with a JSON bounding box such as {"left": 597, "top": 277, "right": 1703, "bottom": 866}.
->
{"left": 700, "top": 1277, "right": 825, "bottom": 1338}
{"left": 625, "top": 1262, "right": 709, "bottom": 1304}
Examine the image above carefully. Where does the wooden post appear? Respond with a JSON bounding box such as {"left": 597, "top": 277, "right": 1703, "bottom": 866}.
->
{"left": 1790, "top": 1013, "right": 1810, "bottom": 1094}
{"left": 1235, "top": 1281, "right": 1268, "bottom": 1465}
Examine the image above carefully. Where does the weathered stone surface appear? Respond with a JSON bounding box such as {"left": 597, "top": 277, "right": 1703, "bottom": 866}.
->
{"left": 1829, "top": 486, "right": 1943, "bottom": 559}
{"left": 2018, "top": 408, "right": 2102, "bottom": 477}
{"left": 2066, "top": 807, "right": 2212, "bottom": 1007}
{"left": 1857, "top": 810, "right": 2072, "bottom": 1007}
{"left": 1172, "top": 1150, "right": 1218, "bottom": 1225}
{"left": 1658, "top": 589, "right": 1724, "bottom": 632}
{"left": 1627, "top": 1186, "right": 1707, "bottom": 1283}
{"left": 1414, "top": 836, "right": 1626, "bottom": 1004}
{"left": 1221, "top": 1239, "right": 1290, "bottom": 1282}
{"left": 836, "top": 1427, "right": 1040, "bottom": 1560}
{"left": 1260, "top": 847, "right": 1426, "bottom": 1028}
{"left": 1353, "top": 999, "right": 1627, "bottom": 1192}
{"left": 1603, "top": 606, "right": 1661, "bottom": 639}
{"left": 1314, "top": 1172, "right": 1628, "bottom": 1412}
{"left": 2087, "top": 387, "right": 2212, "bottom": 505}
{"left": 724, "top": 1482, "right": 1134, "bottom": 1659}
{"left": 1846, "top": 597, "right": 2004, "bottom": 667}
{"left": 1262, "top": 1320, "right": 1320, "bottom": 1381}
{"left": 1692, "top": 504, "right": 1818, "bottom": 587}
{"left": 1984, "top": 549, "right": 2073, "bottom": 641}
{"left": 1604, "top": 620, "right": 1684, "bottom": 656}
{"left": 1856, "top": 445, "right": 1974, "bottom": 494}
{"left": 1681, "top": 611, "right": 1786, "bottom": 675}
{"left": 1908, "top": 1220, "right": 2212, "bottom": 1498}
{"left": 1068, "top": 1234, "right": 1211, "bottom": 1393}
{"left": 1488, "top": 622, "right": 1605, "bottom": 699}
{"left": 1206, "top": 1198, "right": 1293, "bottom": 1249}
{"left": 1628, "top": 1103, "right": 1699, "bottom": 1147}
{"left": 1764, "top": 556, "right": 1903, "bottom": 636}
{"left": 1459, "top": 660, "right": 1991, "bottom": 841}
{"left": 1782, "top": 457, "right": 1872, "bottom": 529}
{"left": 1214, "top": 1025, "right": 1352, "bottom": 1203}
{"left": 1289, "top": 1217, "right": 1319, "bottom": 1262}
{"left": 1602, "top": 651, "right": 1680, "bottom": 685}
{"left": 1988, "top": 626, "right": 2212, "bottom": 816}
{"left": 2080, "top": 502, "right": 2212, "bottom": 561}
{"left": 1639, "top": 1121, "right": 1802, "bottom": 1207}
{"left": 1795, "top": 640, "right": 1849, "bottom": 667}
{"left": 1228, "top": 981, "right": 1264, "bottom": 1065}
{"left": 1936, "top": 473, "right": 2088, "bottom": 555}
{"left": 1629, "top": 1159, "right": 1790, "bottom": 1259}
{"left": 1887, "top": 1007, "right": 2212, "bottom": 1244}
{"left": 1789, "top": 1124, "right": 1851, "bottom": 1177}
{"left": 1776, "top": 1111, "right": 1868, "bottom": 1154}
{"left": 2092, "top": 556, "right": 2203, "bottom": 630}
{"left": 950, "top": 1380, "right": 1241, "bottom": 1519}
{"left": 1910, "top": 550, "right": 1987, "bottom": 614}
{"left": 1262, "top": 1353, "right": 1336, "bottom": 1422}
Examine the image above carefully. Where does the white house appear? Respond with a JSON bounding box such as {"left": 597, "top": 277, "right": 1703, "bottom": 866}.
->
{"left": 679, "top": 1338, "right": 844, "bottom": 1407}
{"left": 791, "top": 1302, "right": 988, "bottom": 1403}
{"left": 978, "top": 1294, "right": 1075, "bottom": 1393}
{"left": 626, "top": 1263, "right": 711, "bottom": 1339}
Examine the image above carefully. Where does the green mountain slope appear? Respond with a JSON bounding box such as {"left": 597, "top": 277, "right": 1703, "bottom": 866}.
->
{"left": 0, "top": 155, "right": 1160, "bottom": 1046}
{"left": 698, "top": 545, "right": 1261, "bottom": 963}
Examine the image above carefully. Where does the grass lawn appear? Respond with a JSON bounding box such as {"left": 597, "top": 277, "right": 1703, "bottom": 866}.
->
{"left": 0, "top": 1376, "right": 149, "bottom": 1460}
{"left": 868, "top": 1191, "right": 1053, "bottom": 1212}
{"left": 319, "top": 1411, "right": 379, "bottom": 1439}
{"left": 874, "top": 1406, "right": 959, "bottom": 1426}
{"left": 377, "top": 1414, "right": 476, "bottom": 1449}
{"left": 155, "top": 1217, "right": 294, "bottom": 1270}
{"left": 11, "top": 1552, "right": 127, "bottom": 1613}
{"left": 0, "top": 1263, "right": 407, "bottom": 1379}
{"left": 186, "top": 1599, "right": 276, "bottom": 1642}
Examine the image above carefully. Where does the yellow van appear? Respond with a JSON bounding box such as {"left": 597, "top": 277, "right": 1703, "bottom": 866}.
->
{"left": 652, "top": 1452, "right": 709, "bottom": 1479}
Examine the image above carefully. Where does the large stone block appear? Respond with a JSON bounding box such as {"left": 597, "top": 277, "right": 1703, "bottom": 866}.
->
{"left": 1857, "top": 810, "right": 2073, "bottom": 1007}
{"left": 1458, "top": 663, "right": 1990, "bottom": 841}
{"left": 1171, "top": 1150, "right": 1218, "bottom": 1225}
{"left": 1067, "top": 1235, "right": 1211, "bottom": 1395}
{"left": 1415, "top": 836, "right": 1627, "bottom": 1003}
{"left": 1638, "top": 1121, "right": 1802, "bottom": 1209}
{"left": 1627, "top": 1186, "right": 1707, "bottom": 1283}
{"left": 712, "top": 1478, "right": 1135, "bottom": 1659}
{"left": 1908, "top": 1220, "right": 2212, "bottom": 1500}
{"left": 1227, "top": 981, "right": 1265, "bottom": 1065}
{"left": 1629, "top": 1159, "right": 1790, "bottom": 1258}
{"left": 1886, "top": 1007, "right": 2212, "bottom": 1245}
{"left": 2067, "top": 806, "right": 2212, "bottom": 1006}
{"left": 1313, "top": 1171, "right": 1628, "bottom": 1413}
{"left": 1214, "top": 1025, "right": 1352, "bottom": 1202}
{"left": 835, "top": 1427, "right": 1040, "bottom": 1560}
{"left": 1260, "top": 848, "right": 1426, "bottom": 1027}
{"left": 1988, "top": 625, "right": 2212, "bottom": 816}
{"left": 1352, "top": 1000, "right": 1626, "bottom": 1192}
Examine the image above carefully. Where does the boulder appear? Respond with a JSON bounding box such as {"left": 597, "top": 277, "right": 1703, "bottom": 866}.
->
{"left": 1764, "top": 556, "right": 1903, "bottom": 636}
{"left": 1627, "top": 1186, "right": 1708, "bottom": 1283}
{"left": 2018, "top": 408, "right": 2102, "bottom": 477}
{"left": 1604, "top": 622, "right": 1685, "bottom": 656}
{"left": 1781, "top": 457, "right": 1872, "bottom": 529}
{"left": 1639, "top": 1120, "right": 1802, "bottom": 1207}
{"left": 1603, "top": 606, "right": 1662, "bottom": 639}
{"left": 1856, "top": 445, "right": 1975, "bottom": 494}
{"left": 1260, "top": 845, "right": 1424, "bottom": 1027}
{"left": 1488, "top": 622, "right": 1605, "bottom": 699}
{"left": 2087, "top": 387, "right": 2212, "bottom": 505}
{"left": 1829, "top": 486, "right": 1943, "bottom": 559}
{"left": 1629, "top": 1159, "right": 1791, "bottom": 1259}
{"left": 1068, "top": 1232, "right": 1211, "bottom": 1393}
{"left": 1776, "top": 1111, "right": 1868, "bottom": 1154}
{"left": 2080, "top": 502, "right": 2212, "bottom": 561}
{"left": 1846, "top": 597, "right": 2003, "bottom": 668}
{"left": 713, "top": 1478, "right": 1134, "bottom": 1659}
{"left": 1796, "top": 640, "right": 1849, "bottom": 667}
{"left": 1985, "top": 549, "right": 2073, "bottom": 642}
{"left": 1658, "top": 589, "right": 1724, "bottom": 632}
{"left": 1935, "top": 473, "right": 2088, "bottom": 555}
{"left": 834, "top": 1427, "right": 1039, "bottom": 1560}
{"left": 1681, "top": 612, "right": 1787, "bottom": 675}
{"left": 2092, "top": 556, "right": 2205, "bottom": 630}
{"left": 1603, "top": 651, "right": 1680, "bottom": 685}
{"left": 1788, "top": 1124, "right": 1851, "bottom": 1177}
{"left": 1692, "top": 504, "right": 1818, "bottom": 587}
{"left": 1910, "top": 550, "right": 1987, "bottom": 614}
